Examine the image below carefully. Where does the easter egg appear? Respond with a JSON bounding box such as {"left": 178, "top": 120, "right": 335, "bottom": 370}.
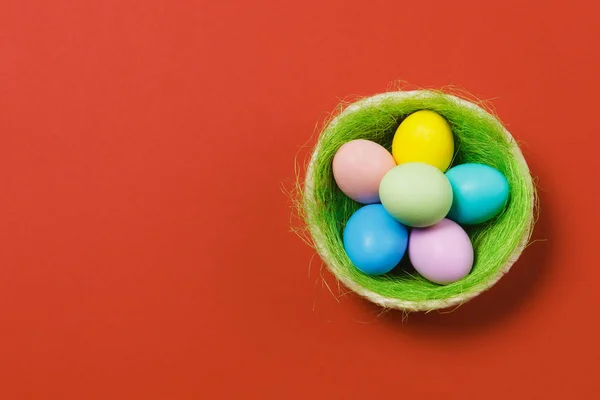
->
{"left": 379, "top": 162, "right": 453, "bottom": 228}
{"left": 446, "top": 163, "right": 510, "bottom": 225}
{"left": 392, "top": 110, "right": 454, "bottom": 171}
{"left": 332, "top": 139, "right": 396, "bottom": 204}
{"left": 343, "top": 204, "right": 409, "bottom": 275}
{"left": 409, "top": 219, "right": 474, "bottom": 285}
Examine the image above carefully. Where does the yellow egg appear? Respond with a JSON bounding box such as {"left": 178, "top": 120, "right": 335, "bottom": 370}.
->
{"left": 392, "top": 110, "right": 454, "bottom": 171}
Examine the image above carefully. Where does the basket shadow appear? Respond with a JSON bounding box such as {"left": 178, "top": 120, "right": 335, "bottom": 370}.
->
{"left": 378, "top": 185, "right": 553, "bottom": 335}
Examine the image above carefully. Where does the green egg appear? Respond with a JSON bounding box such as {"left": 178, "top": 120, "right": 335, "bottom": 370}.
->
{"left": 379, "top": 162, "right": 453, "bottom": 228}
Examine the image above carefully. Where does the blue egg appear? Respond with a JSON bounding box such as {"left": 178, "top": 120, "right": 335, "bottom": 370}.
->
{"left": 445, "top": 163, "right": 510, "bottom": 225}
{"left": 343, "top": 204, "right": 409, "bottom": 275}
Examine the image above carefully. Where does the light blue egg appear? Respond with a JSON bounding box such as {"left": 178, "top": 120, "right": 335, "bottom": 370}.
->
{"left": 445, "top": 163, "right": 509, "bottom": 225}
{"left": 343, "top": 204, "right": 409, "bottom": 275}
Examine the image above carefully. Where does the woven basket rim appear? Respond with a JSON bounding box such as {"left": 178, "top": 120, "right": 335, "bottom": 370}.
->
{"left": 303, "top": 90, "right": 535, "bottom": 312}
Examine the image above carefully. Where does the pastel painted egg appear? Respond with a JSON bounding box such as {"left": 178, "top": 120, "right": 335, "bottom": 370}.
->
{"left": 332, "top": 139, "right": 396, "bottom": 204}
{"left": 343, "top": 204, "right": 409, "bottom": 276}
{"left": 379, "top": 162, "right": 453, "bottom": 228}
{"left": 392, "top": 110, "right": 454, "bottom": 171}
{"left": 446, "top": 163, "right": 510, "bottom": 225}
{"left": 409, "top": 219, "right": 474, "bottom": 285}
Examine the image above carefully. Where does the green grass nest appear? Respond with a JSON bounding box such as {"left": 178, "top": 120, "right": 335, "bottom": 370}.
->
{"left": 300, "top": 90, "right": 535, "bottom": 311}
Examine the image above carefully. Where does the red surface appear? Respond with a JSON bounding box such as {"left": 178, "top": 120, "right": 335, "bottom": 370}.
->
{"left": 0, "top": 0, "right": 598, "bottom": 398}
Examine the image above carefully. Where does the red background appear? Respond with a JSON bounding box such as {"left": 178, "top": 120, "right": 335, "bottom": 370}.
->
{"left": 0, "top": 0, "right": 598, "bottom": 398}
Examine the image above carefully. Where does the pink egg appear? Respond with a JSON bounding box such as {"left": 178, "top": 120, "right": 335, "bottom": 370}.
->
{"left": 332, "top": 140, "right": 396, "bottom": 204}
{"left": 408, "top": 219, "right": 474, "bottom": 285}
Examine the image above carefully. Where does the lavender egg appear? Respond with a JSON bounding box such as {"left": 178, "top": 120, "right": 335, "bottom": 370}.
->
{"left": 408, "top": 219, "right": 474, "bottom": 285}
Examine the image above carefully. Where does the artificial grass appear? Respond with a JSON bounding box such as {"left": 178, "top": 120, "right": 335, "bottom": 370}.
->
{"left": 299, "top": 90, "right": 535, "bottom": 306}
